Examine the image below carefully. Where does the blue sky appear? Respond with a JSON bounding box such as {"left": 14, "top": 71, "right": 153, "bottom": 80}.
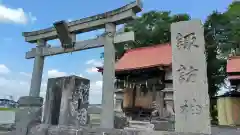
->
{"left": 0, "top": 0, "right": 233, "bottom": 103}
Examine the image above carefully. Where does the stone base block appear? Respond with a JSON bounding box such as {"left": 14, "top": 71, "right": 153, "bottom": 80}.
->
{"left": 15, "top": 96, "right": 43, "bottom": 135}
{"left": 151, "top": 120, "right": 174, "bottom": 131}
{"left": 126, "top": 120, "right": 154, "bottom": 130}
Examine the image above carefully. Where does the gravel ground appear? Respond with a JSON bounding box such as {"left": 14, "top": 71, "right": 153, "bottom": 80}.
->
{"left": 1, "top": 126, "right": 240, "bottom": 135}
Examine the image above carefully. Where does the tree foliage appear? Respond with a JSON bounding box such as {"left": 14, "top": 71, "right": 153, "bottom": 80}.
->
{"left": 203, "top": 1, "right": 240, "bottom": 121}
{"left": 204, "top": 11, "right": 227, "bottom": 96}
{"left": 124, "top": 11, "right": 190, "bottom": 48}
{"left": 204, "top": 11, "right": 227, "bottom": 122}
{"left": 102, "top": 11, "right": 190, "bottom": 60}
{"left": 214, "top": 1, "right": 240, "bottom": 57}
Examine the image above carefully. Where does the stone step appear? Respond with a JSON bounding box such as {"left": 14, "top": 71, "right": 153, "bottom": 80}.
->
{"left": 151, "top": 120, "right": 174, "bottom": 131}
{"left": 128, "top": 120, "right": 154, "bottom": 130}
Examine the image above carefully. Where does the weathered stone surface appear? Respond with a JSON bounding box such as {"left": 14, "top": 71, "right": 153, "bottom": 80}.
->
{"left": 18, "top": 96, "right": 43, "bottom": 106}
{"left": 43, "top": 79, "right": 62, "bottom": 125}
{"left": 171, "top": 20, "right": 211, "bottom": 134}
{"left": 50, "top": 125, "right": 79, "bottom": 135}
{"left": 28, "top": 124, "right": 49, "bottom": 135}
{"left": 114, "top": 90, "right": 124, "bottom": 112}
{"left": 114, "top": 113, "right": 128, "bottom": 129}
{"left": 6, "top": 124, "right": 240, "bottom": 135}
{"left": 151, "top": 120, "right": 174, "bottom": 131}
{"left": 43, "top": 76, "right": 90, "bottom": 126}
{"left": 101, "top": 23, "right": 116, "bottom": 128}
{"left": 15, "top": 96, "right": 43, "bottom": 135}
{"left": 126, "top": 121, "right": 154, "bottom": 131}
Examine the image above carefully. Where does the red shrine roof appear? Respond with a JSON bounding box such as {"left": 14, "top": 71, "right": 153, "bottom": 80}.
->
{"left": 227, "top": 56, "right": 240, "bottom": 80}
{"left": 227, "top": 56, "right": 240, "bottom": 73}
{"left": 97, "top": 44, "right": 172, "bottom": 72}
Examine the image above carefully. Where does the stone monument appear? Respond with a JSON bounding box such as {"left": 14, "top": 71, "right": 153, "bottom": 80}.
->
{"left": 171, "top": 20, "right": 211, "bottom": 134}
{"left": 43, "top": 76, "right": 90, "bottom": 126}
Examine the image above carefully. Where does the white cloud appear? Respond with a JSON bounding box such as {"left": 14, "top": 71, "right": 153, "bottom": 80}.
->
{"left": 40, "top": 82, "right": 47, "bottom": 98}
{"left": 19, "top": 81, "right": 29, "bottom": 86}
{"left": 3, "top": 37, "right": 12, "bottom": 42}
{"left": 86, "top": 67, "right": 99, "bottom": 74}
{"left": 19, "top": 72, "right": 31, "bottom": 77}
{"left": 0, "top": 73, "right": 49, "bottom": 100}
{"left": 28, "top": 12, "right": 37, "bottom": 23}
{"left": 47, "top": 69, "right": 67, "bottom": 78}
{"left": 0, "top": 77, "right": 29, "bottom": 100}
{"left": 90, "top": 80, "right": 102, "bottom": 93}
{"left": 85, "top": 59, "right": 102, "bottom": 74}
{"left": 0, "top": 64, "right": 10, "bottom": 74}
{"left": 0, "top": 3, "right": 37, "bottom": 24}
{"left": 89, "top": 80, "right": 102, "bottom": 104}
{"left": 79, "top": 74, "right": 84, "bottom": 77}
{"left": 86, "top": 59, "right": 102, "bottom": 67}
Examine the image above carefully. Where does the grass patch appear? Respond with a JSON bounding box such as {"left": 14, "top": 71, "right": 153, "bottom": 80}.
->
{"left": 0, "top": 108, "right": 17, "bottom": 111}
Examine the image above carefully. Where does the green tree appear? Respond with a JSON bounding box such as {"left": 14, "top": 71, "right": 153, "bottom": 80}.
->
{"left": 101, "top": 11, "right": 190, "bottom": 60}
{"left": 216, "top": 1, "right": 240, "bottom": 57}
{"left": 124, "top": 11, "right": 190, "bottom": 48}
{"left": 204, "top": 11, "right": 227, "bottom": 123}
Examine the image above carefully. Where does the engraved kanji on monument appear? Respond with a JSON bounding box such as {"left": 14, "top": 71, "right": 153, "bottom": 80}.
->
{"left": 43, "top": 75, "right": 90, "bottom": 126}
{"left": 171, "top": 20, "right": 211, "bottom": 134}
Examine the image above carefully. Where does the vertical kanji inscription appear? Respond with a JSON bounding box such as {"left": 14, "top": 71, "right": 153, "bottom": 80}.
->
{"left": 176, "top": 32, "right": 199, "bottom": 50}
{"left": 180, "top": 98, "right": 203, "bottom": 120}
{"left": 176, "top": 64, "right": 198, "bottom": 83}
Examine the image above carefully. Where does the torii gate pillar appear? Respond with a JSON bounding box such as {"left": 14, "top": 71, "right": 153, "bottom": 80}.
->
{"left": 29, "top": 39, "right": 46, "bottom": 97}
{"left": 101, "top": 23, "right": 116, "bottom": 128}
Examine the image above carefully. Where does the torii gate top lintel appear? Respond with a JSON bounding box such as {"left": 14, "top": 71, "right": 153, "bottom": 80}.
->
{"left": 22, "top": 0, "right": 142, "bottom": 44}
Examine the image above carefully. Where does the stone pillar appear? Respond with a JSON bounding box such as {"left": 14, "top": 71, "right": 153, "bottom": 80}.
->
{"left": 171, "top": 20, "right": 211, "bottom": 134}
{"left": 158, "top": 91, "right": 164, "bottom": 118}
{"left": 29, "top": 39, "right": 46, "bottom": 97}
{"left": 15, "top": 96, "right": 43, "bottom": 135}
{"left": 101, "top": 23, "right": 116, "bottom": 128}
{"left": 43, "top": 75, "right": 90, "bottom": 127}
{"left": 114, "top": 90, "right": 124, "bottom": 113}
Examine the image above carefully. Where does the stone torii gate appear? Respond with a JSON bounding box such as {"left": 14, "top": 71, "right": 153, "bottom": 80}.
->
{"left": 22, "top": 0, "right": 142, "bottom": 129}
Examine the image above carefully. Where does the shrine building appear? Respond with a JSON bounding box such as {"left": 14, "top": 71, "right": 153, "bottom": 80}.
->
{"left": 97, "top": 44, "right": 174, "bottom": 120}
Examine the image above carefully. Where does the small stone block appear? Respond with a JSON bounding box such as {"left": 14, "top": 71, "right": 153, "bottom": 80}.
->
{"left": 28, "top": 124, "right": 50, "bottom": 135}
{"left": 18, "top": 96, "right": 43, "bottom": 107}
